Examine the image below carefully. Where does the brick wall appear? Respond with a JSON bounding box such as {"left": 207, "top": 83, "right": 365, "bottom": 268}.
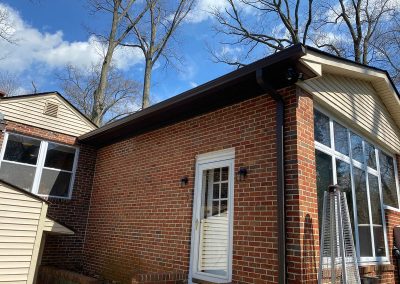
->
{"left": 381, "top": 208, "right": 400, "bottom": 283}
{"left": 282, "top": 87, "right": 319, "bottom": 283}
{"left": 82, "top": 94, "right": 283, "bottom": 284}
{"left": 0, "top": 120, "right": 97, "bottom": 271}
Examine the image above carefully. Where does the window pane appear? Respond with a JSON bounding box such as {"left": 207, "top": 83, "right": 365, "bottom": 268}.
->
{"left": 380, "top": 152, "right": 399, "bottom": 208}
{"left": 221, "top": 183, "right": 228, "bottom": 199}
{"left": 334, "top": 122, "right": 349, "bottom": 156}
{"left": 351, "top": 133, "right": 363, "bottom": 163}
{"left": 213, "top": 184, "right": 219, "bottom": 199}
{"left": 3, "top": 134, "right": 40, "bottom": 165}
{"left": 0, "top": 161, "right": 36, "bottom": 191}
{"left": 212, "top": 201, "right": 219, "bottom": 216}
{"left": 365, "top": 142, "right": 376, "bottom": 169}
{"left": 314, "top": 110, "right": 331, "bottom": 147}
{"left": 221, "top": 167, "right": 228, "bottom": 181}
{"left": 44, "top": 143, "right": 76, "bottom": 171}
{"left": 38, "top": 169, "right": 71, "bottom": 197}
{"left": 213, "top": 169, "right": 220, "bottom": 182}
{"left": 336, "top": 160, "right": 354, "bottom": 231}
{"left": 368, "top": 174, "right": 386, "bottom": 257}
{"left": 220, "top": 200, "right": 228, "bottom": 215}
{"left": 353, "top": 167, "right": 373, "bottom": 257}
{"left": 316, "top": 150, "right": 333, "bottom": 230}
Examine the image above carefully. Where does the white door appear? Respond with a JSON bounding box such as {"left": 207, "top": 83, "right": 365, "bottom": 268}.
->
{"left": 189, "top": 149, "right": 234, "bottom": 283}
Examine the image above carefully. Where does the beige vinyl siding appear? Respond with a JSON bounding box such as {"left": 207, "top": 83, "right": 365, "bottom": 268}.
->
{"left": 0, "top": 94, "right": 96, "bottom": 136}
{"left": 0, "top": 182, "right": 47, "bottom": 284}
{"left": 299, "top": 73, "right": 400, "bottom": 153}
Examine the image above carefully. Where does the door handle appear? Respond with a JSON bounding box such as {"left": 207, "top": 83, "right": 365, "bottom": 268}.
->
{"left": 195, "top": 219, "right": 199, "bottom": 230}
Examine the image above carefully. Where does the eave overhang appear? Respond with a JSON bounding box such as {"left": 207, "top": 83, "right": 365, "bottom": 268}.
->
{"left": 79, "top": 44, "right": 400, "bottom": 148}
{"left": 79, "top": 44, "right": 316, "bottom": 147}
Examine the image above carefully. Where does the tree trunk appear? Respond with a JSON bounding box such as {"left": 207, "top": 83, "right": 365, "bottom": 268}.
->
{"left": 353, "top": 39, "right": 362, "bottom": 63}
{"left": 91, "top": 1, "right": 120, "bottom": 126}
{"left": 92, "top": 48, "right": 114, "bottom": 126}
{"left": 362, "top": 40, "right": 369, "bottom": 64}
{"left": 142, "top": 58, "right": 152, "bottom": 109}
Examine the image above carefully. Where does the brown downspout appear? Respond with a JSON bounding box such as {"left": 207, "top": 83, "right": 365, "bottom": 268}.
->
{"left": 256, "top": 68, "right": 287, "bottom": 284}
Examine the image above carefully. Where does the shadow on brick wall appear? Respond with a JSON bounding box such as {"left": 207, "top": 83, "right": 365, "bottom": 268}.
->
{"left": 302, "top": 214, "right": 318, "bottom": 282}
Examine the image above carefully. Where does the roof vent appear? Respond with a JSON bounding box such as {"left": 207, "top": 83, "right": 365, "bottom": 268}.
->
{"left": 44, "top": 102, "right": 59, "bottom": 117}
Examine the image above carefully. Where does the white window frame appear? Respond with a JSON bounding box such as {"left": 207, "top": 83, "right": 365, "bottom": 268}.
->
{"left": 0, "top": 132, "right": 79, "bottom": 199}
{"left": 314, "top": 106, "right": 396, "bottom": 264}
{"left": 189, "top": 148, "right": 235, "bottom": 284}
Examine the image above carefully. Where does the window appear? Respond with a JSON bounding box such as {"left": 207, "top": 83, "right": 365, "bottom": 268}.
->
{"left": 0, "top": 133, "right": 79, "bottom": 198}
{"left": 314, "top": 109, "right": 398, "bottom": 263}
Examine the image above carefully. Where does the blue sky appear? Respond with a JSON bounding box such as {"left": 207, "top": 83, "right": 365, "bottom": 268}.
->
{"left": 0, "top": 0, "right": 235, "bottom": 103}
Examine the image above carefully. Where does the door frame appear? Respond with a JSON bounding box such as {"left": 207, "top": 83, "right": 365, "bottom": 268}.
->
{"left": 189, "top": 148, "right": 235, "bottom": 284}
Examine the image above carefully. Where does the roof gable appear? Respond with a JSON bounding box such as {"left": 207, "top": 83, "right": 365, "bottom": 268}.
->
{"left": 0, "top": 92, "right": 97, "bottom": 137}
{"left": 301, "top": 47, "right": 400, "bottom": 131}
{"left": 299, "top": 47, "right": 400, "bottom": 153}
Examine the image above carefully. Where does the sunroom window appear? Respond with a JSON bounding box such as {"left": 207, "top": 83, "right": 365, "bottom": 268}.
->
{"left": 314, "top": 109, "right": 399, "bottom": 263}
{"left": 0, "top": 133, "right": 79, "bottom": 198}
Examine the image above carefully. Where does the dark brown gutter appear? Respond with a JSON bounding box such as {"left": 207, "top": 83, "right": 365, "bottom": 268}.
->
{"left": 79, "top": 44, "right": 311, "bottom": 147}
{"left": 256, "top": 68, "right": 287, "bottom": 284}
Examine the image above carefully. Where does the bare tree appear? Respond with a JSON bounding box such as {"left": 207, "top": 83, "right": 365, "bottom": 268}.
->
{"left": 211, "top": 0, "right": 313, "bottom": 66}
{"left": 372, "top": 12, "right": 400, "bottom": 84}
{"left": 89, "top": 0, "right": 149, "bottom": 125}
{"left": 0, "top": 71, "right": 21, "bottom": 96}
{"left": 0, "top": 5, "right": 15, "bottom": 44}
{"left": 122, "top": 0, "right": 194, "bottom": 108}
{"left": 313, "top": 0, "right": 397, "bottom": 64}
{"left": 56, "top": 64, "right": 141, "bottom": 125}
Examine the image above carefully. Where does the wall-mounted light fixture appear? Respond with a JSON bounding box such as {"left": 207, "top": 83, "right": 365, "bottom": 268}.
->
{"left": 180, "top": 176, "right": 189, "bottom": 187}
{"left": 237, "top": 167, "right": 248, "bottom": 181}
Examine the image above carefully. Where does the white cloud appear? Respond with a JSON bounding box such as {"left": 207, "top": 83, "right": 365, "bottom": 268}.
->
{"left": 186, "top": 0, "right": 228, "bottom": 23}
{"left": 0, "top": 3, "right": 143, "bottom": 73}
{"left": 215, "top": 45, "right": 242, "bottom": 58}
{"left": 186, "top": 0, "right": 261, "bottom": 24}
{"left": 189, "top": 81, "right": 198, "bottom": 88}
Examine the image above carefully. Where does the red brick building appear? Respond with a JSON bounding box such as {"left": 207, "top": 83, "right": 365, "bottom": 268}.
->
{"left": 2, "top": 45, "right": 400, "bottom": 284}
{"left": 76, "top": 45, "right": 400, "bottom": 283}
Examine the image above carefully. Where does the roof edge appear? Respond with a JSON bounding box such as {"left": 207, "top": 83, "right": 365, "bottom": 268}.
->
{"left": 79, "top": 44, "right": 307, "bottom": 143}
